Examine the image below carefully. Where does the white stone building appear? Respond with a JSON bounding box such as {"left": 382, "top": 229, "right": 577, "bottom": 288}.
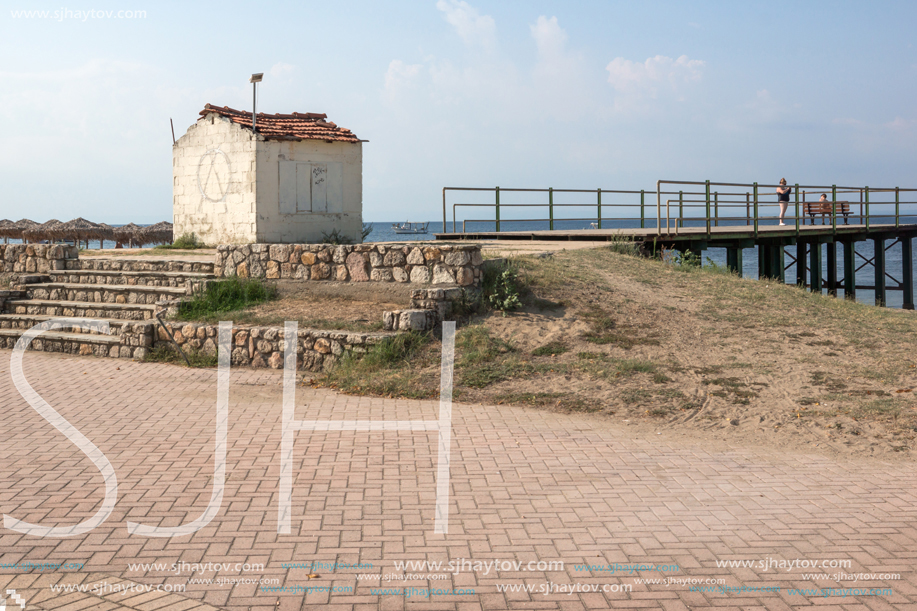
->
{"left": 173, "top": 104, "right": 364, "bottom": 244}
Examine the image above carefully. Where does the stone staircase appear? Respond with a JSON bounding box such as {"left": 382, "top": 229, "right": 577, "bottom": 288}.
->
{"left": 0, "top": 258, "right": 215, "bottom": 359}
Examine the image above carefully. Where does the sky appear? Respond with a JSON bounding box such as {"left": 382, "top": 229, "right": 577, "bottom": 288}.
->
{"left": 0, "top": 0, "right": 915, "bottom": 224}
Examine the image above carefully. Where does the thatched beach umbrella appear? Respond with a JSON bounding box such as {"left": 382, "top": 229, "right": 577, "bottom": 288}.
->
{"left": 0, "top": 219, "right": 16, "bottom": 244}
{"left": 97, "top": 223, "right": 115, "bottom": 249}
{"left": 12, "top": 219, "right": 38, "bottom": 243}
{"left": 23, "top": 219, "right": 62, "bottom": 243}
{"left": 113, "top": 223, "right": 145, "bottom": 248}
{"left": 58, "top": 218, "right": 113, "bottom": 249}
{"left": 143, "top": 221, "right": 174, "bottom": 245}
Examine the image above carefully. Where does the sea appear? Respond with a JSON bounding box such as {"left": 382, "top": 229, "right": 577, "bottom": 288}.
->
{"left": 5, "top": 219, "right": 913, "bottom": 309}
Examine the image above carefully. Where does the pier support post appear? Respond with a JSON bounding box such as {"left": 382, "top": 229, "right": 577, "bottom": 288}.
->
{"left": 796, "top": 241, "right": 807, "bottom": 287}
{"left": 903, "top": 237, "right": 914, "bottom": 310}
{"left": 826, "top": 242, "right": 837, "bottom": 297}
{"left": 726, "top": 247, "right": 743, "bottom": 274}
{"left": 810, "top": 242, "right": 822, "bottom": 292}
{"left": 874, "top": 237, "right": 886, "bottom": 306}
{"left": 772, "top": 244, "right": 785, "bottom": 283}
{"left": 843, "top": 241, "right": 856, "bottom": 300}
{"left": 758, "top": 244, "right": 768, "bottom": 279}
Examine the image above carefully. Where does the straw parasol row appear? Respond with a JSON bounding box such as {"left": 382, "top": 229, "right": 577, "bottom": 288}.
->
{"left": 0, "top": 219, "right": 173, "bottom": 248}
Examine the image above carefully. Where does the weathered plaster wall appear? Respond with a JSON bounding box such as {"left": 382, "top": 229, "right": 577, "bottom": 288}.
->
{"left": 255, "top": 139, "right": 363, "bottom": 243}
{"left": 172, "top": 114, "right": 257, "bottom": 245}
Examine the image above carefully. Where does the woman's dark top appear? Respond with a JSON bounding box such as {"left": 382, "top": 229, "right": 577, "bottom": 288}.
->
{"left": 778, "top": 187, "right": 791, "bottom": 203}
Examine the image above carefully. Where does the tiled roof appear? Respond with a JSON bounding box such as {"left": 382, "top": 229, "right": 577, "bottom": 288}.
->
{"left": 198, "top": 103, "right": 362, "bottom": 143}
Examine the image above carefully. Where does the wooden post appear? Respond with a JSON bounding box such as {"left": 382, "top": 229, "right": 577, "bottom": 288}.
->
{"left": 796, "top": 240, "right": 807, "bottom": 287}
{"left": 758, "top": 244, "right": 767, "bottom": 279}
{"left": 826, "top": 242, "right": 837, "bottom": 297}
{"left": 874, "top": 237, "right": 885, "bottom": 306}
{"left": 773, "top": 244, "right": 785, "bottom": 283}
{"left": 495, "top": 186, "right": 500, "bottom": 233}
{"left": 843, "top": 241, "right": 856, "bottom": 300}
{"left": 727, "top": 247, "right": 743, "bottom": 274}
{"left": 903, "top": 236, "right": 914, "bottom": 310}
{"left": 810, "top": 242, "right": 822, "bottom": 292}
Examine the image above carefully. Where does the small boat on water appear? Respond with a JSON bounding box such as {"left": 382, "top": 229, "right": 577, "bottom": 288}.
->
{"left": 392, "top": 221, "right": 430, "bottom": 235}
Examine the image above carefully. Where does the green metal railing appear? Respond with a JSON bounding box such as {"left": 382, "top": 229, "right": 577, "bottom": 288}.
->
{"left": 442, "top": 182, "right": 917, "bottom": 236}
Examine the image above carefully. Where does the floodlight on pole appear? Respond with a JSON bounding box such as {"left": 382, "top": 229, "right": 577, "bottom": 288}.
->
{"left": 249, "top": 73, "right": 263, "bottom": 132}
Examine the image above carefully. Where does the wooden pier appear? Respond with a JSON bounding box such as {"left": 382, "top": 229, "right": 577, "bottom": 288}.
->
{"left": 435, "top": 223, "right": 917, "bottom": 309}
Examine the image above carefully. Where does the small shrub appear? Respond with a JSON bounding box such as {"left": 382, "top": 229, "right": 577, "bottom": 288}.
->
{"left": 361, "top": 222, "right": 374, "bottom": 242}
{"left": 176, "top": 277, "right": 277, "bottom": 320}
{"left": 321, "top": 228, "right": 353, "bottom": 245}
{"left": 156, "top": 233, "right": 205, "bottom": 250}
{"left": 606, "top": 235, "right": 641, "bottom": 257}
{"left": 482, "top": 265, "right": 523, "bottom": 313}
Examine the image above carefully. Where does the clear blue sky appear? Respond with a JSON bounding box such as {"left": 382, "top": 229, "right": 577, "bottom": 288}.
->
{"left": 1, "top": 0, "right": 915, "bottom": 223}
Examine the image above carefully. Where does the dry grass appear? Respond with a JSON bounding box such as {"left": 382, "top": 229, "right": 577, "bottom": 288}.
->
{"left": 315, "top": 245, "right": 917, "bottom": 458}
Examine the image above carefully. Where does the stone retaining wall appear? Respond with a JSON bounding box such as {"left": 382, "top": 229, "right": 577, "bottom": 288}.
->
{"left": 215, "top": 243, "right": 484, "bottom": 286}
{"left": 1, "top": 244, "right": 78, "bottom": 276}
{"left": 155, "top": 322, "right": 395, "bottom": 372}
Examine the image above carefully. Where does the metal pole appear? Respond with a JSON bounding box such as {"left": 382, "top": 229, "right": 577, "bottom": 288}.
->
{"left": 746, "top": 192, "right": 750, "bottom": 224}
{"left": 252, "top": 82, "right": 257, "bottom": 132}
{"left": 753, "top": 182, "right": 759, "bottom": 238}
{"left": 831, "top": 184, "right": 837, "bottom": 232}
{"left": 865, "top": 186, "right": 870, "bottom": 231}
{"left": 495, "top": 186, "right": 500, "bottom": 233}
{"left": 794, "top": 183, "right": 799, "bottom": 233}
{"left": 678, "top": 191, "right": 683, "bottom": 228}
{"left": 640, "top": 190, "right": 645, "bottom": 229}
{"left": 714, "top": 191, "right": 719, "bottom": 228}
{"left": 597, "top": 188, "right": 602, "bottom": 229}
{"left": 896, "top": 187, "right": 900, "bottom": 228}
{"left": 705, "top": 180, "right": 711, "bottom": 236}
{"left": 548, "top": 187, "right": 554, "bottom": 231}
{"left": 442, "top": 188, "right": 448, "bottom": 233}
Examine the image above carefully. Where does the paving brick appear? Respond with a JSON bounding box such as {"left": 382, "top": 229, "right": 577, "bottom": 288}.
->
{"left": 0, "top": 349, "right": 914, "bottom": 610}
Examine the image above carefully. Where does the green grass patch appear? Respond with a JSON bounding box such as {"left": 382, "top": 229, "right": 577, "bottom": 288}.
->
{"left": 176, "top": 278, "right": 278, "bottom": 321}
{"left": 320, "top": 331, "right": 437, "bottom": 399}
{"left": 532, "top": 341, "right": 568, "bottom": 356}
{"left": 143, "top": 344, "right": 218, "bottom": 368}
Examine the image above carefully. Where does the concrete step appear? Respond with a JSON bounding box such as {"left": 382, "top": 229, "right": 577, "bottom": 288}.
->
{"left": 7, "top": 299, "right": 158, "bottom": 320}
{"left": 49, "top": 269, "right": 213, "bottom": 288}
{"left": 25, "top": 282, "right": 189, "bottom": 304}
{"left": 0, "top": 327, "right": 148, "bottom": 358}
{"left": 0, "top": 313, "right": 156, "bottom": 336}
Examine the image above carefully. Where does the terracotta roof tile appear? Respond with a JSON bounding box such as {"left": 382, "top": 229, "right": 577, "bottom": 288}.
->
{"left": 199, "top": 103, "right": 362, "bottom": 143}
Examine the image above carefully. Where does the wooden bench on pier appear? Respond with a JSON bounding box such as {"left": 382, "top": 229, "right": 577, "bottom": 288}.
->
{"left": 802, "top": 200, "right": 851, "bottom": 225}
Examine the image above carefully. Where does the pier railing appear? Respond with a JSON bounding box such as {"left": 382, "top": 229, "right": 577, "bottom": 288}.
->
{"left": 441, "top": 182, "right": 917, "bottom": 236}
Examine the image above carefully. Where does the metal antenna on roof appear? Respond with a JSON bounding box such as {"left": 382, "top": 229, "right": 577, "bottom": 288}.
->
{"left": 249, "top": 73, "right": 263, "bottom": 133}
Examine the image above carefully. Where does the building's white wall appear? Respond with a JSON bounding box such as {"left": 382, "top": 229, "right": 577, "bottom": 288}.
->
{"left": 172, "top": 114, "right": 257, "bottom": 245}
{"left": 255, "top": 140, "right": 363, "bottom": 243}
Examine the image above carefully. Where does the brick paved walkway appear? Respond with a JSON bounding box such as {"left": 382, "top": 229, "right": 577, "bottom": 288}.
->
{"left": 0, "top": 349, "right": 914, "bottom": 610}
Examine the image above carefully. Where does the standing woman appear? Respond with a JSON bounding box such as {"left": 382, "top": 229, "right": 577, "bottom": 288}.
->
{"left": 776, "top": 178, "right": 791, "bottom": 226}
